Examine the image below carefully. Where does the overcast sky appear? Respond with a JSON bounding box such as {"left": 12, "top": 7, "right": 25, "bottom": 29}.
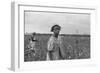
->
{"left": 25, "top": 11, "right": 90, "bottom": 34}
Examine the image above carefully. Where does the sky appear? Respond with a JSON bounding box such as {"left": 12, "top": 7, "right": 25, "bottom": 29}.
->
{"left": 25, "top": 11, "right": 90, "bottom": 35}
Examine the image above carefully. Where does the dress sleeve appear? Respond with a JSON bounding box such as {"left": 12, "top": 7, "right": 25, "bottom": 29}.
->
{"left": 59, "top": 36, "right": 66, "bottom": 59}
{"left": 47, "top": 37, "right": 54, "bottom": 51}
{"left": 58, "top": 36, "right": 63, "bottom": 45}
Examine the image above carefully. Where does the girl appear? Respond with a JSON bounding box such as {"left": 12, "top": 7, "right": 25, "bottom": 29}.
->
{"left": 47, "top": 24, "right": 65, "bottom": 60}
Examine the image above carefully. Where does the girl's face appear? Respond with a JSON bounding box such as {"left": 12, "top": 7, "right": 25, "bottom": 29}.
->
{"left": 53, "top": 26, "right": 60, "bottom": 35}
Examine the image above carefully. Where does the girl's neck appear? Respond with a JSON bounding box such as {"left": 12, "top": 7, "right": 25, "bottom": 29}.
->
{"left": 53, "top": 34, "right": 58, "bottom": 38}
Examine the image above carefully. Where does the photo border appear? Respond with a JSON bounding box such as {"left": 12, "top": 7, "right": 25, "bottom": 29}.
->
{"left": 11, "top": 2, "right": 97, "bottom": 71}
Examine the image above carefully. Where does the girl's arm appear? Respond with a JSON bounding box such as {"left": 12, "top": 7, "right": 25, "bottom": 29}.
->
{"left": 47, "top": 38, "right": 54, "bottom": 51}
{"left": 59, "top": 36, "right": 66, "bottom": 59}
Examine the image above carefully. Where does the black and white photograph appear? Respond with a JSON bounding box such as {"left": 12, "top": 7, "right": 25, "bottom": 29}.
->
{"left": 10, "top": 2, "right": 97, "bottom": 71}
{"left": 24, "top": 11, "right": 90, "bottom": 62}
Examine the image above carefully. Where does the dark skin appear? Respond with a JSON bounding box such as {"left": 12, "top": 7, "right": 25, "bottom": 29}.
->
{"left": 53, "top": 26, "right": 60, "bottom": 38}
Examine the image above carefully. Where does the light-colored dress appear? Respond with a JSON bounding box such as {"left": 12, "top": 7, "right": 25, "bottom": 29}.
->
{"left": 47, "top": 35, "right": 63, "bottom": 60}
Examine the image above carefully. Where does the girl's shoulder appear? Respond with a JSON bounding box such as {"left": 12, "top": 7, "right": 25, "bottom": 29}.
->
{"left": 49, "top": 36, "right": 55, "bottom": 42}
{"left": 58, "top": 35, "right": 63, "bottom": 40}
{"left": 49, "top": 35, "right": 63, "bottom": 40}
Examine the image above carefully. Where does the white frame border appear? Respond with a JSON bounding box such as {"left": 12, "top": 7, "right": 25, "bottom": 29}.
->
{"left": 11, "top": 2, "right": 97, "bottom": 71}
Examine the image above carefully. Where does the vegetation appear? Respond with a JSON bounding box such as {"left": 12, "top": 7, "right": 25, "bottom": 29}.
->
{"left": 24, "top": 33, "right": 90, "bottom": 62}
